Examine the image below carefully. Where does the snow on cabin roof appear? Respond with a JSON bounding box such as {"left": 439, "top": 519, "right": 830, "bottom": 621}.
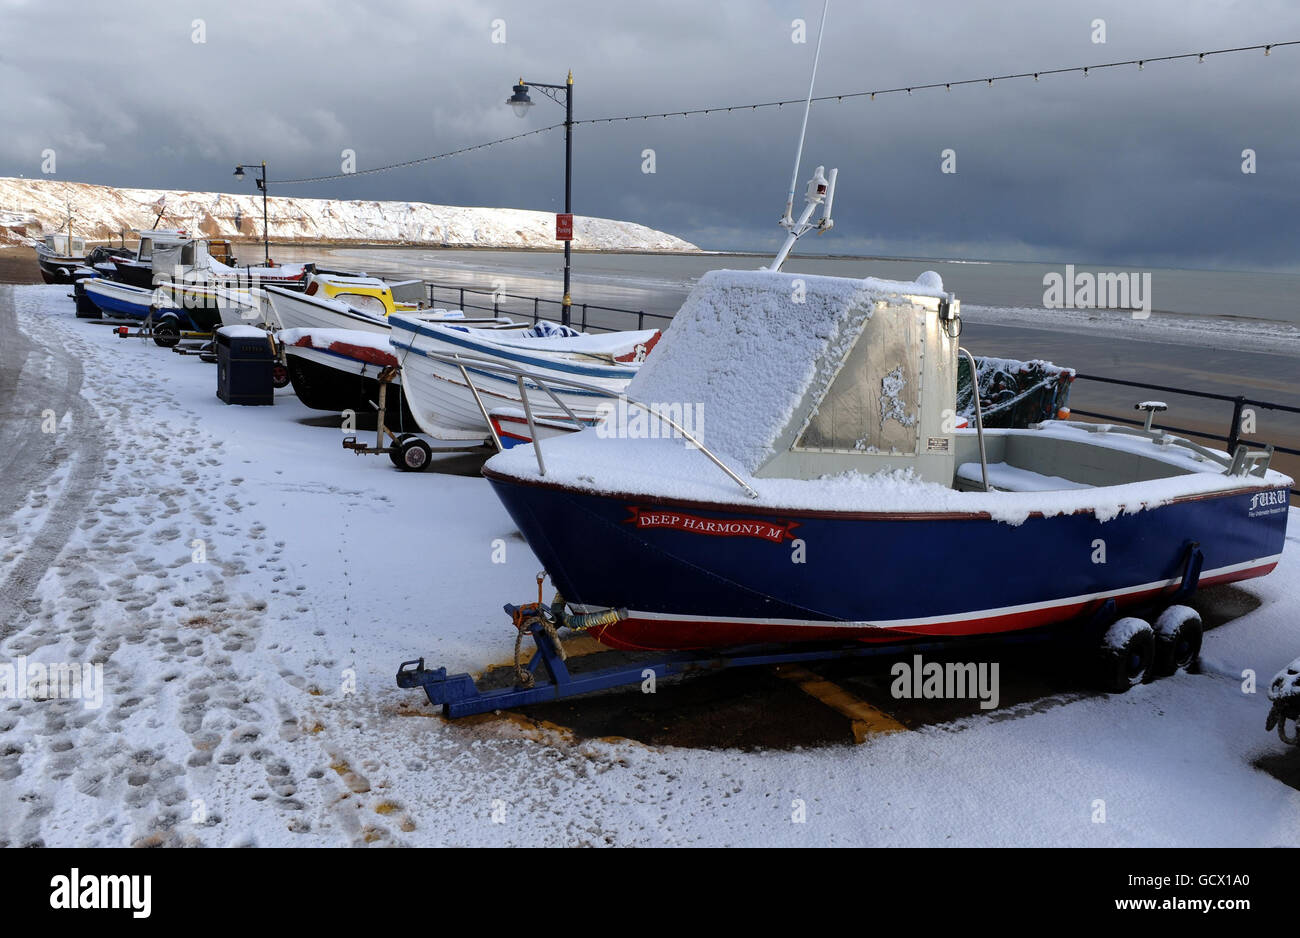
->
{"left": 625, "top": 268, "right": 949, "bottom": 474}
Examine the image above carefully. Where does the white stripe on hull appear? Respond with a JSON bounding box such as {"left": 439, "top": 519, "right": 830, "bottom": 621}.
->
{"left": 612, "top": 554, "right": 1285, "bottom": 631}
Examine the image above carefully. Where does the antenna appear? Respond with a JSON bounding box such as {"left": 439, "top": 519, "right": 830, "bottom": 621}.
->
{"left": 781, "top": 0, "right": 829, "bottom": 228}
{"left": 769, "top": 0, "right": 838, "bottom": 272}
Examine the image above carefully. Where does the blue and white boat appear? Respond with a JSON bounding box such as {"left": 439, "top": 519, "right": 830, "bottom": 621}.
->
{"left": 81, "top": 278, "right": 214, "bottom": 331}
{"left": 388, "top": 313, "right": 660, "bottom": 439}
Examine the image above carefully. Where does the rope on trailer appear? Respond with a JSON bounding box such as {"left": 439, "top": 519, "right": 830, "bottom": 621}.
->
{"left": 506, "top": 575, "right": 627, "bottom": 686}
{"left": 510, "top": 573, "right": 567, "bottom": 688}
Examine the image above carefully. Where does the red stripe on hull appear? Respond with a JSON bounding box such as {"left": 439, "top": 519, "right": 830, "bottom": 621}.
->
{"left": 586, "top": 561, "right": 1279, "bottom": 651}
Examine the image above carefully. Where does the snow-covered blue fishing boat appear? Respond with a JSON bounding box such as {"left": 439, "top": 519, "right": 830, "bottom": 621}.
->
{"left": 482, "top": 267, "right": 1290, "bottom": 656}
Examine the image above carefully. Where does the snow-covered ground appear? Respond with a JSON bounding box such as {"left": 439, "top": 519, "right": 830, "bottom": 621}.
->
{"left": 0, "top": 283, "right": 1297, "bottom": 847}
{"left": 0, "top": 178, "right": 699, "bottom": 253}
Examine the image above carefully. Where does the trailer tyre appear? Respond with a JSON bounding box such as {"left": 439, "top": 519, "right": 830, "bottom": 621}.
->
{"left": 396, "top": 436, "right": 432, "bottom": 472}
{"left": 1153, "top": 605, "right": 1202, "bottom": 676}
{"left": 153, "top": 321, "right": 180, "bottom": 348}
{"left": 271, "top": 363, "right": 290, "bottom": 389}
{"left": 1099, "top": 617, "right": 1155, "bottom": 692}
{"left": 389, "top": 434, "right": 413, "bottom": 467}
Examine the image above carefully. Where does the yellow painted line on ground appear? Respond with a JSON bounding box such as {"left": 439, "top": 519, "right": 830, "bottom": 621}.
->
{"left": 475, "top": 632, "right": 608, "bottom": 679}
{"left": 558, "top": 633, "right": 608, "bottom": 658}
{"left": 775, "top": 665, "right": 908, "bottom": 744}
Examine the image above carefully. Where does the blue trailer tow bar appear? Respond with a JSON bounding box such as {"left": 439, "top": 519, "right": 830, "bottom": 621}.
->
{"left": 396, "top": 619, "right": 1023, "bottom": 719}
{"left": 397, "top": 543, "right": 1205, "bottom": 718}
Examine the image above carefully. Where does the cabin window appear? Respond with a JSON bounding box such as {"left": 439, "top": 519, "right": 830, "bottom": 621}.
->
{"left": 139, "top": 239, "right": 153, "bottom": 261}
{"left": 794, "top": 311, "right": 922, "bottom": 455}
{"left": 180, "top": 243, "right": 196, "bottom": 266}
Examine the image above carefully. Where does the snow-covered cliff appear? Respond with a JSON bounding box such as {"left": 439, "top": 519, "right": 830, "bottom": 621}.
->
{"left": 0, "top": 178, "right": 699, "bottom": 252}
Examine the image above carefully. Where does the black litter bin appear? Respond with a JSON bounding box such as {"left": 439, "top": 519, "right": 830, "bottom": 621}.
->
{"left": 74, "top": 280, "right": 100, "bottom": 318}
{"left": 215, "top": 326, "right": 274, "bottom": 405}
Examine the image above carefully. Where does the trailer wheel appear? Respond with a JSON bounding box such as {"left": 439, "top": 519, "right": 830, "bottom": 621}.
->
{"left": 396, "top": 436, "right": 432, "bottom": 472}
{"left": 1099, "top": 617, "right": 1155, "bottom": 692}
{"left": 153, "top": 321, "right": 180, "bottom": 347}
{"left": 1152, "top": 605, "right": 1202, "bottom": 676}
{"left": 389, "top": 434, "right": 413, "bottom": 467}
{"left": 271, "top": 363, "right": 290, "bottom": 389}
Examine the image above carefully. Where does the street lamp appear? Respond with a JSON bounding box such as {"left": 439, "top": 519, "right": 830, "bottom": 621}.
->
{"left": 233, "top": 161, "right": 270, "bottom": 265}
{"left": 507, "top": 72, "right": 574, "bottom": 326}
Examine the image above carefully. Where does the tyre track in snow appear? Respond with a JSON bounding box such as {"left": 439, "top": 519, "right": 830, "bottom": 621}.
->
{"left": 0, "top": 286, "right": 104, "bottom": 637}
{"left": 0, "top": 287, "right": 294, "bottom": 846}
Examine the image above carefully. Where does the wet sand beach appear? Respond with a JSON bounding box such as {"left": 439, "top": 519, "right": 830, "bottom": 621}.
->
{"left": 0, "top": 247, "right": 41, "bottom": 284}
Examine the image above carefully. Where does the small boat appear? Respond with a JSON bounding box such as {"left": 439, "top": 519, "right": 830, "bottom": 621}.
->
{"left": 263, "top": 282, "right": 393, "bottom": 333}
{"left": 108, "top": 231, "right": 307, "bottom": 291}
{"left": 35, "top": 232, "right": 89, "bottom": 285}
{"left": 388, "top": 314, "right": 660, "bottom": 439}
{"left": 482, "top": 266, "right": 1289, "bottom": 652}
{"left": 105, "top": 230, "right": 194, "bottom": 288}
{"left": 81, "top": 278, "right": 218, "bottom": 332}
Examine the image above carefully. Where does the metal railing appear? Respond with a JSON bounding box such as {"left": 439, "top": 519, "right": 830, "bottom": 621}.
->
{"left": 424, "top": 281, "right": 671, "bottom": 334}
{"left": 406, "top": 345, "right": 759, "bottom": 499}
{"left": 1069, "top": 372, "right": 1300, "bottom": 458}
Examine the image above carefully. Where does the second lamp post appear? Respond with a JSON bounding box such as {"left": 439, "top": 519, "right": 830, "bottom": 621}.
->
{"left": 507, "top": 71, "right": 575, "bottom": 327}
{"left": 233, "top": 161, "right": 270, "bottom": 265}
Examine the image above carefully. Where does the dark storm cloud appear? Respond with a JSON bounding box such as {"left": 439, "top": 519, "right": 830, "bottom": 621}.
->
{"left": 2, "top": 0, "right": 1298, "bottom": 269}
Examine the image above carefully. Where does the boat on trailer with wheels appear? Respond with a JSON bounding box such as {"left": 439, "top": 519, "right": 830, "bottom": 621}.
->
{"left": 397, "top": 263, "right": 1287, "bottom": 716}
{"left": 395, "top": 17, "right": 1289, "bottom": 716}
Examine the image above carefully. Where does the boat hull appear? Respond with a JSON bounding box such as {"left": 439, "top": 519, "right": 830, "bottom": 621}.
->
{"left": 36, "top": 249, "right": 86, "bottom": 285}
{"left": 484, "top": 471, "right": 1290, "bottom": 651}
{"left": 82, "top": 280, "right": 210, "bottom": 330}
{"left": 283, "top": 344, "right": 417, "bottom": 429}
{"left": 265, "top": 287, "right": 389, "bottom": 334}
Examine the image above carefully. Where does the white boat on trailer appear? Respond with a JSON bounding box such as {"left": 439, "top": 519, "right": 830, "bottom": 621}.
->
{"left": 386, "top": 313, "right": 660, "bottom": 441}
{"left": 262, "top": 283, "right": 400, "bottom": 334}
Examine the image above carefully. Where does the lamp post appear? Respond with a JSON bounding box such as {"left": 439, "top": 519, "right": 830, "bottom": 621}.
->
{"left": 507, "top": 72, "right": 574, "bottom": 327}
{"left": 233, "top": 161, "right": 270, "bottom": 265}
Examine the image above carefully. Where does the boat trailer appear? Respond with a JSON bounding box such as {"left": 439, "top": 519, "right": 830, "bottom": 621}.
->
{"left": 342, "top": 366, "right": 494, "bottom": 471}
{"left": 398, "top": 545, "right": 1207, "bottom": 719}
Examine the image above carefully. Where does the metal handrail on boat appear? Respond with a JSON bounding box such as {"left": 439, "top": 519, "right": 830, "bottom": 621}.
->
{"left": 412, "top": 347, "right": 761, "bottom": 499}
{"left": 1047, "top": 419, "right": 1274, "bottom": 477}
{"left": 958, "top": 347, "right": 990, "bottom": 492}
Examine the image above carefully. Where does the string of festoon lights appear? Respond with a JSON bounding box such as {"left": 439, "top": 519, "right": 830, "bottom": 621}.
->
{"left": 276, "top": 40, "right": 1294, "bottom": 185}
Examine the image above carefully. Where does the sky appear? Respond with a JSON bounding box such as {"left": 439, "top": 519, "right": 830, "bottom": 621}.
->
{"left": 1, "top": 0, "right": 1298, "bottom": 270}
